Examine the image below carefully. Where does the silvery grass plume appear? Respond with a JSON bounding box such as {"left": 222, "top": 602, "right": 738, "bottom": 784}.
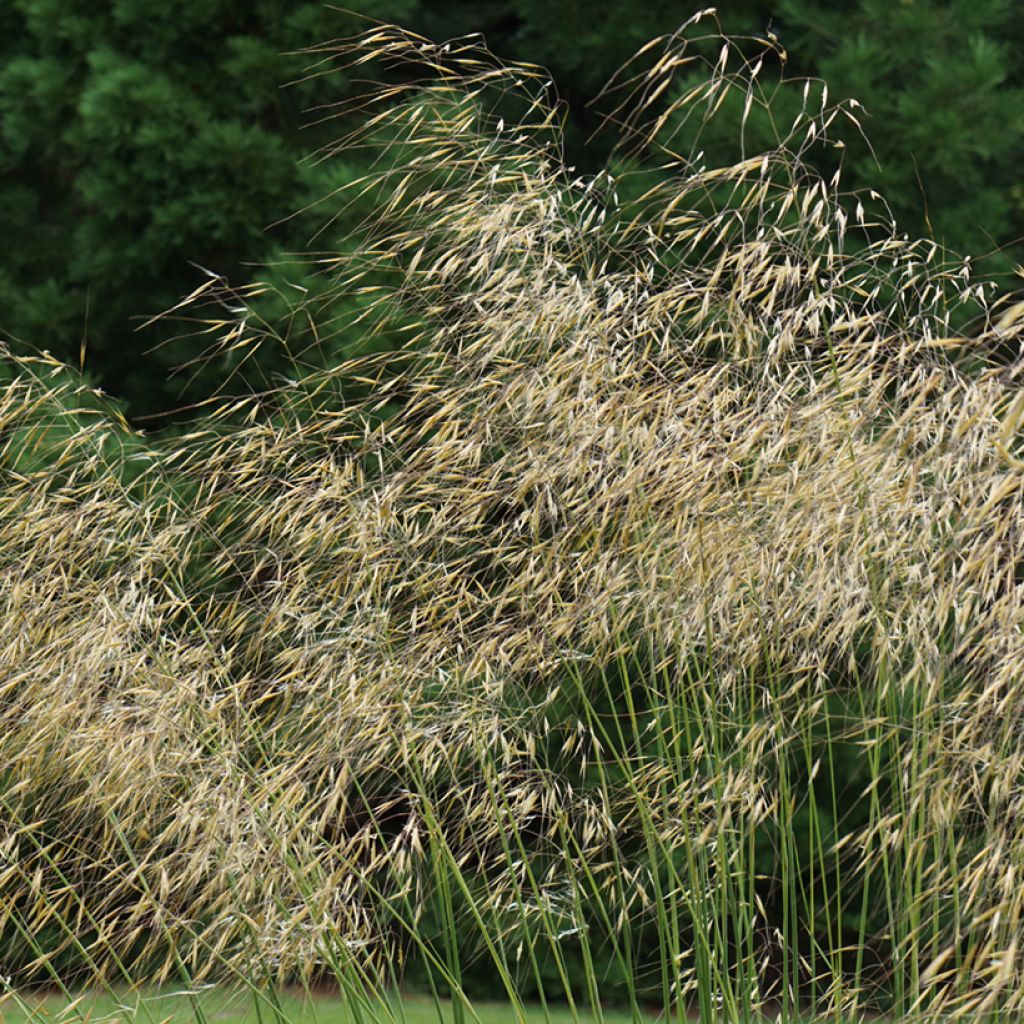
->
{"left": 3, "top": 13, "right": 1024, "bottom": 1024}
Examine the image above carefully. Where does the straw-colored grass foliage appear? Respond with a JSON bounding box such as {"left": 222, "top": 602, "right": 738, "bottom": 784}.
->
{"left": 4, "top": 14, "right": 1024, "bottom": 1023}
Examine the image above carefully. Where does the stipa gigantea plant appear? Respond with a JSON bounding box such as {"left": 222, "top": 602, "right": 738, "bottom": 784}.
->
{"left": 5, "top": 12, "right": 1024, "bottom": 1024}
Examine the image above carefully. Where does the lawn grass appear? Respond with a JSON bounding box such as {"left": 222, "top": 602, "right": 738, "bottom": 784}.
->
{"left": 0, "top": 990, "right": 655, "bottom": 1024}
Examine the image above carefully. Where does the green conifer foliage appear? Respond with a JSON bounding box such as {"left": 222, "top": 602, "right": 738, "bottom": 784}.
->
{"left": 3, "top": 0, "right": 1024, "bottom": 415}
{"left": 0, "top": 0, "right": 419, "bottom": 417}
{"left": 776, "top": 0, "right": 1024, "bottom": 276}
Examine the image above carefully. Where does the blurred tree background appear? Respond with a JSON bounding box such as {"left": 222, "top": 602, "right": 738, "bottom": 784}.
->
{"left": 1, "top": 0, "right": 1023, "bottom": 421}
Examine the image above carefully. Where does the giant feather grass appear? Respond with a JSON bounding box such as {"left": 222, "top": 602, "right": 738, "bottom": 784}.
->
{"left": 3, "top": 13, "right": 1024, "bottom": 1024}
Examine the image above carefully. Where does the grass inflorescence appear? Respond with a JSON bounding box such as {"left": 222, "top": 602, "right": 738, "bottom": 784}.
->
{"left": 3, "top": 13, "right": 1024, "bottom": 1024}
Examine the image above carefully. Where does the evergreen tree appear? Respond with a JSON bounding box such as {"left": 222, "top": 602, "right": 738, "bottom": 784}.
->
{"left": 776, "top": 0, "right": 1024, "bottom": 277}
{"left": 3, "top": 0, "right": 1024, "bottom": 416}
{"left": 0, "top": 0, "right": 418, "bottom": 417}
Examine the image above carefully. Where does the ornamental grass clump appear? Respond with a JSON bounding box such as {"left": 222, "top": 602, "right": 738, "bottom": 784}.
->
{"left": 4, "top": 14, "right": 1024, "bottom": 1024}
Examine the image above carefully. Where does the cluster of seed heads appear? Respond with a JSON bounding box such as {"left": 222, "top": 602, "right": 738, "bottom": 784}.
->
{"left": 3, "top": 14, "right": 1024, "bottom": 1021}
